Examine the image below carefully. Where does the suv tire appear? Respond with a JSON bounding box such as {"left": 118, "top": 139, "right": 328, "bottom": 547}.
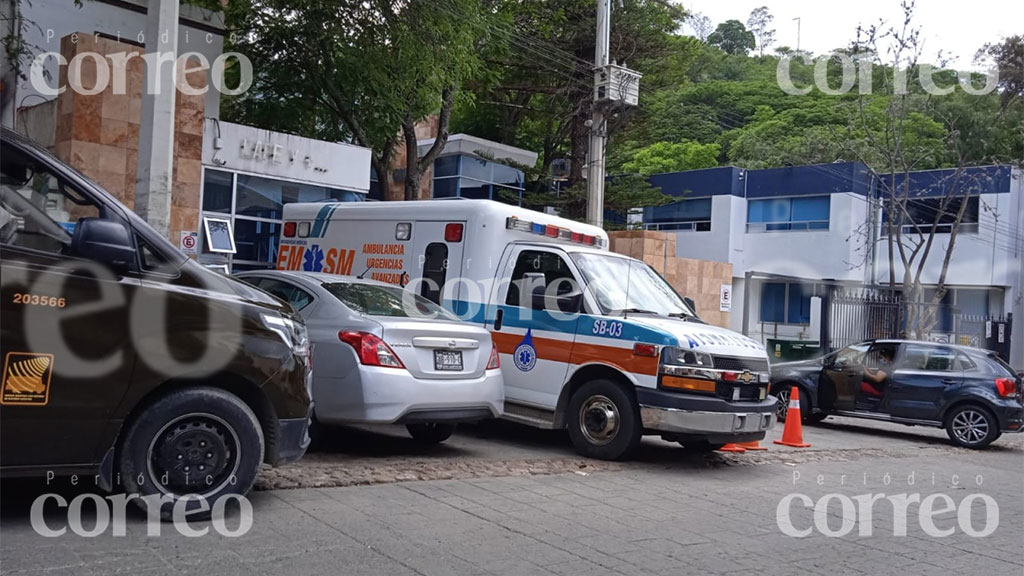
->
{"left": 118, "top": 387, "right": 264, "bottom": 521}
{"left": 567, "top": 379, "right": 642, "bottom": 461}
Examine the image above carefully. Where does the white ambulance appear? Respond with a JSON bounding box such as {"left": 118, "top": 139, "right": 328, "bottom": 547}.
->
{"left": 278, "top": 199, "right": 776, "bottom": 460}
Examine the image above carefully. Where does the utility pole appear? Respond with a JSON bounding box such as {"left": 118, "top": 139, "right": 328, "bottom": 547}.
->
{"left": 585, "top": 0, "right": 612, "bottom": 228}
{"left": 135, "top": 0, "right": 179, "bottom": 239}
{"left": 793, "top": 17, "right": 801, "bottom": 53}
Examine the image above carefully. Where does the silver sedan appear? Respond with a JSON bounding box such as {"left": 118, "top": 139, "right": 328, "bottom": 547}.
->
{"left": 234, "top": 270, "right": 504, "bottom": 444}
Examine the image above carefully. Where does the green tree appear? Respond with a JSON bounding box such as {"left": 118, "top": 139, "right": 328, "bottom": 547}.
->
{"left": 619, "top": 140, "right": 720, "bottom": 175}
{"left": 225, "top": 0, "right": 489, "bottom": 200}
{"left": 707, "top": 20, "right": 755, "bottom": 55}
{"left": 979, "top": 35, "right": 1024, "bottom": 109}
{"left": 746, "top": 7, "right": 776, "bottom": 57}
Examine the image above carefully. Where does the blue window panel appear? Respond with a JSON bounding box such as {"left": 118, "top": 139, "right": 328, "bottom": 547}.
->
{"left": 760, "top": 283, "right": 786, "bottom": 323}
{"left": 433, "top": 177, "right": 459, "bottom": 198}
{"left": 787, "top": 284, "right": 813, "bottom": 324}
{"left": 748, "top": 199, "right": 791, "bottom": 223}
{"left": 233, "top": 219, "right": 279, "bottom": 263}
{"left": 460, "top": 156, "right": 491, "bottom": 181}
{"left": 647, "top": 198, "right": 712, "bottom": 223}
{"left": 491, "top": 163, "right": 524, "bottom": 189}
{"left": 235, "top": 174, "right": 284, "bottom": 219}
{"left": 792, "top": 196, "right": 830, "bottom": 222}
{"left": 202, "top": 169, "right": 233, "bottom": 213}
{"left": 458, "top": 179, "right": 490, "bottom": 199}
{"left": 434, "top": 155, "right": 460, "bottom": 178}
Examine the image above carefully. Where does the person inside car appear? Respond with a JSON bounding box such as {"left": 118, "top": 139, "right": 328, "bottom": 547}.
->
{"left": 861, "top": 347, "right": 895, "bottom": 397}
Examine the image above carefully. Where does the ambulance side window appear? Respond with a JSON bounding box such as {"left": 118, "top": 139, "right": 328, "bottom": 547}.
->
{"left": 506, "top": 250, "right": 576, "bottom": 307}
{"left": 421, "top": 242, "right": 448, "bottom": 304}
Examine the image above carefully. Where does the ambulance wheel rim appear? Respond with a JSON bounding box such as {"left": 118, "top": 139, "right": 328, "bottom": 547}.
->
{"left": 580, "top": 395, "right": 619, "bottom": 446}
{"left": 148, "top": 413, "right": 241, "bottom": 497}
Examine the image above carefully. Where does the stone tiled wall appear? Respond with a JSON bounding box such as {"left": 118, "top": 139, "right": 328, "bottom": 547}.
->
{"left": 608, "top": 230, "right": 733, "bottom": 328}
{"left": 52, "top": 33, "right": 205, "bottom": 243}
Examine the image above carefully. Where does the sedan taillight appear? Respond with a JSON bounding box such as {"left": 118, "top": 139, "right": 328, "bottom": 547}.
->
{"left": 995, "top": 378, "right": 1017, "bottom": 398}
{"left": 486, "top": 345, "right": 501, "bottom": 370}
{"left": 339, "top": 331, "right": 405, "bottom": 369}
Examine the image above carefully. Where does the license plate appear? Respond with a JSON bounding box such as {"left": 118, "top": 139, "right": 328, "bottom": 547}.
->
{"left": 434, "top": 350, "right": 463, "bottom": 371}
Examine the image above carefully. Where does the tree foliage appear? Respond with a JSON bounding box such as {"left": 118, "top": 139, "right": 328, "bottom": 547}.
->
{"left": 746, "top": 7, "right": 776, "bottom": 57}
{"left": 224, "top": 0, "right": 490, "bottom": 200}
{"left": 707, "top": 20, "right": 756, "bottom": 55}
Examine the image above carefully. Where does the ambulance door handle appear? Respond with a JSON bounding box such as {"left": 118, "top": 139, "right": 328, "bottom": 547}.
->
{"left": 494, "top": 308, "right": 504, "bottom": 331}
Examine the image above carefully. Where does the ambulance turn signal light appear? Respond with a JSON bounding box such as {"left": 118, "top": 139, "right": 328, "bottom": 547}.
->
{"left": 283, "top": 222, "right": 296, "bottom": 238}
{"left": 633, "top": 343, "right": 658, "bottom": 357}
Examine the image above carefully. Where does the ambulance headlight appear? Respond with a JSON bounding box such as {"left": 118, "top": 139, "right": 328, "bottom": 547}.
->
{"left": 660, "top": 347, "right": 713, "bottom": 368}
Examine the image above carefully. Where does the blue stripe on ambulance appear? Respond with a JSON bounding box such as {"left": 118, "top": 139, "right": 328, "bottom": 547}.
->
{"left": 309, "top": 204, "right": 335, "bottom": 238}
{"left": 443, "top": 300, "right": 678, "bottom": 347}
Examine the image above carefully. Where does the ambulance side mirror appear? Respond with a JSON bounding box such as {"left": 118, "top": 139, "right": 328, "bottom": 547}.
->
{"left": 683, "top": 296, "right": 696, "bottom": 311}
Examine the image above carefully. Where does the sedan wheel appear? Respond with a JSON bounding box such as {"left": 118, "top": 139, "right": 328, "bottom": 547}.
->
{"left": 946, "top": 405, "right": 999, "bottom": 449}
{"left": 773, "top": 387, "right": 791, "bottom": 422}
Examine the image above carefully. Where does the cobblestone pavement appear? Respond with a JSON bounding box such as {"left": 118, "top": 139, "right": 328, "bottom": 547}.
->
{"left": 1, "top": 417, "right": 1021, "bottom": 575}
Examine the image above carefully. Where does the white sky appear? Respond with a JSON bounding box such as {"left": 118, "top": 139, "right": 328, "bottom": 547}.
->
{"left": 680, "top": 0, "right": 1021, "bottom": 69}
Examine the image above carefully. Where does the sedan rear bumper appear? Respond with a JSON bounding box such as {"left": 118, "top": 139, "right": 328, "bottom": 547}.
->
{"left": 315, "top": 367, "right": 504, "bottom": 425}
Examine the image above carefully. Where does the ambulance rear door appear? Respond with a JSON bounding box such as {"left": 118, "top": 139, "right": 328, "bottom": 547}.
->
{"left": 410, "top": 221, "right": 466, "bottom": 309}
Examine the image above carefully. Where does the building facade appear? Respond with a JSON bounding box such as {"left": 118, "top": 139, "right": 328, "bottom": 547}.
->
{"left": 645, "top": 162, "right": 1024, "bottom": 368}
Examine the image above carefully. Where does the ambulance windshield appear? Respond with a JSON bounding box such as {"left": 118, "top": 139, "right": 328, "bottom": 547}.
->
{"left": 571, "top": 253, "right": 696, "bottom": 318}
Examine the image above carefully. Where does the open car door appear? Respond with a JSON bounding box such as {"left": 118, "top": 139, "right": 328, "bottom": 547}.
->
{"left": 819, "top": 343, "right": 869, "bottom": 412}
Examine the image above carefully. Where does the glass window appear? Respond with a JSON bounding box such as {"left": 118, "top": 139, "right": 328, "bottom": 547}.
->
{"left": 834, "top": 343, "right": 870, "bottom": 366}
{"left": 956, "top": 289, "right": 989, "bottom": 317}
{"left": 421, "top": 242, "right": 448, "bottom": 304}
{"left": 760, "top": 283, "right": 786, "bottom": 323}
{"left": 434, "top": 155, "right": 459, "bottom": 178}
{"left": 787, "top": 283, "right": 813, "bottom": 324}
{"left": 506, "top": 250, "right": 577, "bottom": 307}
{"left": 433, "top": 177, "right": 459, "bottom": 198}
{"left": 902, "top": 344, "right": 958, "bottom": 372}
{"left": 748, "top": 196, "right": 830, "bottom": 231}
{"left": 233, "top": 218, "right": 279, "bottom": 262}
{"left": 202, "top": 169, "right": 233, "bottom": 213}
{"left": 235, "top": 173, "right": 284, "bottom": 219}
{"left": 323, "top": 282, "right": 458, "bottom": 320}
{"left": 460, "top": 156, "right": 491, "bottom": 181}
{"left": 572, "top": 253, "right": 695, "bottom": 317}
{"left": 645, "top": 198, "right": 712, "bottom": 230}
{"left": 257, "top": 278, "right": 314, "bottom": 311}
{"left": 458, "top": 179, "right": 491, "bottom": 200}
{"left": 491, "top": 163, "right": 524, "bottom": 189}
{"left": 0, "top": 147, "right": 100, "bottom": 255}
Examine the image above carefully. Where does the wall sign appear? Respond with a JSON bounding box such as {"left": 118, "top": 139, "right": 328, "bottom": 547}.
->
{"left": 179, "top": 231, "right": 198, "bottom": 255}
{"left": 203, "top": 216, "right": 237, "bottom": 254}
{"left": 719, "top": 284, "right": 732, "bottom": 312}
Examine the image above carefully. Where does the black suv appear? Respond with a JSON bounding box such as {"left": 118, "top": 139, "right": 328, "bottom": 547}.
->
{"left": 0, "top": 127, "right": 312, "bottom": 517}
{"left": 770, "top": 339, "right": 1023, "bottom": 448}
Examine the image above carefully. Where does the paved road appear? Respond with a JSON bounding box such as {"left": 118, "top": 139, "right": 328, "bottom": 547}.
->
{"left": 2, "top": 417, "right": 1021, "bottom": 575}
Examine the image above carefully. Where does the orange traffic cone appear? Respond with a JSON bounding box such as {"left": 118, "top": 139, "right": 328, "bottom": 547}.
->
{"left": 773, "top": 386, "right": 811, "bottom": 448}
{"left": 718, "top": 443, "right": 747, "bottom": 453}
{"left": 736, "top": 440, "right": 768, "bottom": 451}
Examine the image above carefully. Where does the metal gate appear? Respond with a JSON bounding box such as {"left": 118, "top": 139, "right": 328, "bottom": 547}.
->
{"left": 821, "top": 288, "right": 1013, "bottom": 360}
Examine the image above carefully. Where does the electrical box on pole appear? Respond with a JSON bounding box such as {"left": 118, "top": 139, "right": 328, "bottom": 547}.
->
{"left": 585, "top": 0, "right": 641, "bottom": 229}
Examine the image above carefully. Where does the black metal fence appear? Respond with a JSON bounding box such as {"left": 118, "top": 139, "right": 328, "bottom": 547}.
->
{"left": 821, "top": 287, "right": 1013, "bottom": 360}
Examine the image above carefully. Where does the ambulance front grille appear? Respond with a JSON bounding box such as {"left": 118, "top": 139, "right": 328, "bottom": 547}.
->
{"left": 712, "top": 355, "right": 769, "bottom": 373}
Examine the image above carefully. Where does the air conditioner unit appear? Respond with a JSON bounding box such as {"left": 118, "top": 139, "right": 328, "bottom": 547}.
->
{"left": 594, "top": 64, "right": 641, "bottom": 107}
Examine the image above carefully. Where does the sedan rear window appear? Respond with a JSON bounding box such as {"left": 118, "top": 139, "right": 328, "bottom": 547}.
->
{"left": 323, "top": 282, "right": 458, "bottom": 321}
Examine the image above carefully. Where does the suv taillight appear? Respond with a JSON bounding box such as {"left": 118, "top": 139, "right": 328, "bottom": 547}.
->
{"left": 486, "top": 345, "right": 501, "bottom": 370}
{"left": 338, "top": 332, "right": 405, "bottom": 368}
{"left": 995, "top": 378, "right": 1017, "bottom": 398}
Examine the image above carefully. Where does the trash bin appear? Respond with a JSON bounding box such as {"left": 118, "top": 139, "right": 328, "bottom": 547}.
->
{"left": 767, "top": 339, "right": 821, "bottom": 363}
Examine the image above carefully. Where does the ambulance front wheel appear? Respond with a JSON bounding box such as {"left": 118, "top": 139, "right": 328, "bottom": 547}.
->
{"left": 567, "top": 379, "right": 642, "bottom": 461}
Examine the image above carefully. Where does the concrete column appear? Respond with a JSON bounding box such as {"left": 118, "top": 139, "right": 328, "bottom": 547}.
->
{"left": 135, "top": 0, "right": 179, "bottom": 238}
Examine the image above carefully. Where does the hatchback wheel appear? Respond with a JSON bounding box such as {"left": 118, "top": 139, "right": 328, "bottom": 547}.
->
{"left": 407, "top": 423, "right": 455, "bottom": 444}
{"left": 945, "top": 405, "right": 1000, "bottom": 449}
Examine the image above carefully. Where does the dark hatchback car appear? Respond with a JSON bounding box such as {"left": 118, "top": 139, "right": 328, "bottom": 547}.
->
{"left": 770, "top": 339, "right": 1023, "bottom": 448}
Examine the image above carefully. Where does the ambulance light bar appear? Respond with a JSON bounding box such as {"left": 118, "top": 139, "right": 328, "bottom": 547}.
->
{"left": 505, "top": 217, "right": 606, "bottom": 248}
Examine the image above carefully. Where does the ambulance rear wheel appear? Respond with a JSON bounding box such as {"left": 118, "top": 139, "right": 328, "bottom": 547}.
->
{"left": 567, "top": 379, "right": 641, "bottom": 461}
